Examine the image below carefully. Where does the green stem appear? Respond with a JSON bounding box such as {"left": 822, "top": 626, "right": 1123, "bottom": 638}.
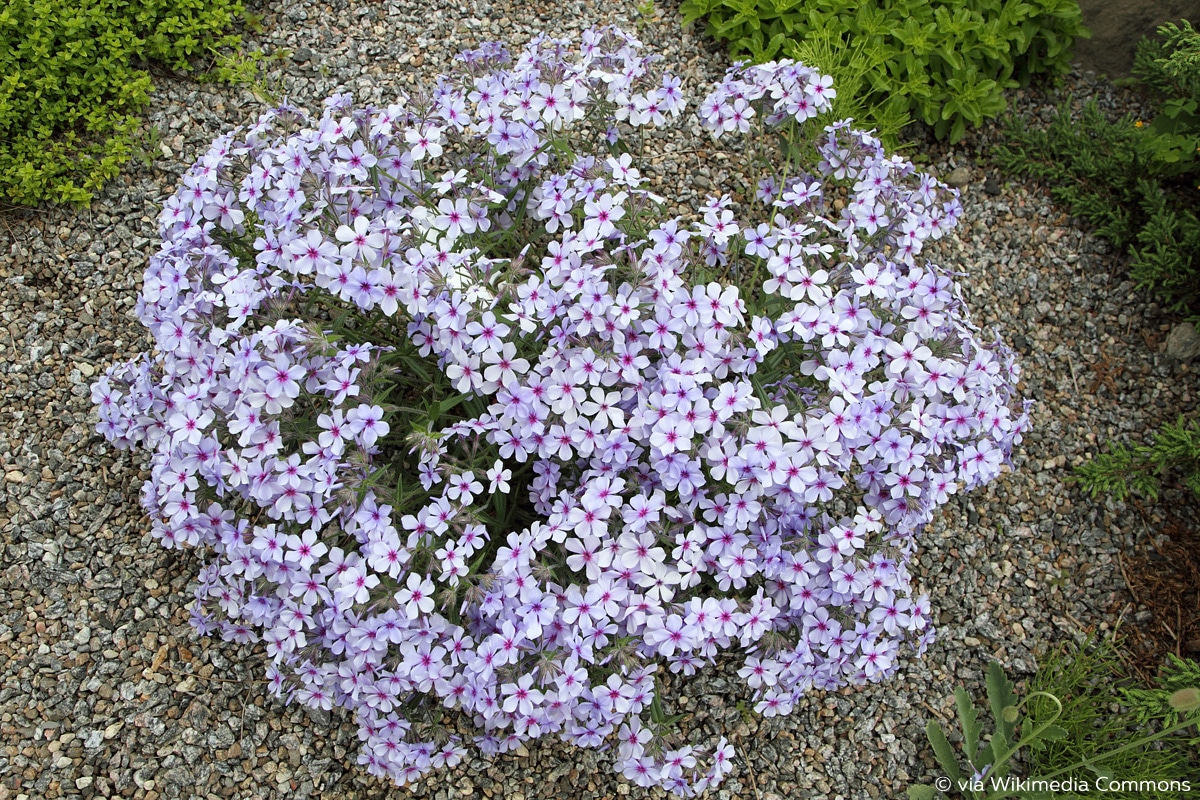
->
{"left": 982, "top": 691, "right": 1063, "bottom": 799}
{"left": 1021, "top": 713, "right": 1200, "bottom": 787}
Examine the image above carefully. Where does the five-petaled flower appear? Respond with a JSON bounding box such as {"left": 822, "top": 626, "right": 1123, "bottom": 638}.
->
{"left": 91, "top": 28, "right": 1028, "bottom": 799}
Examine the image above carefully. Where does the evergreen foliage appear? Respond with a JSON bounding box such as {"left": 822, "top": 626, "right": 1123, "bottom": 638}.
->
{"left": 1075, "top": 416, "right": 1200, "bottom": 502}
{"left": 0, "top": 0, "right": 250, "bottom": 206}
{"left": 994, "top": 18, "right": 1200, "bottom": 316}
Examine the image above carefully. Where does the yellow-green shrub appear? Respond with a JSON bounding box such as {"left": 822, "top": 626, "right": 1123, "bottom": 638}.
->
{"left": 0, "top": 0, "right": 246, "bottom": 206}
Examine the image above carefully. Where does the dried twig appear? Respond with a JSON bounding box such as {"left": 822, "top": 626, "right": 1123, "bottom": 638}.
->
{"left": 1066, "top": 352, "right": 1081, "bottom": 394}
{"left": 1117, "top": 551, "right": 1141, "bottom": 609}
{"left": 1086, "top": 346, "right": 1123, "bottom": 395}
{"left": 1175, "top": 607, "right": 1183, "bottom": 657}
{"left": 745, "top": 752, "right": 763, "bottom": 800}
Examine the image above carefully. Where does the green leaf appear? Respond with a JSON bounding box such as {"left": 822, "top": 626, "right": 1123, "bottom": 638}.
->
{"left": 955, "top": 687, "right": 984, "bottom": 764}
{"left": 987, "top": 661, "right": 1018, "bottom": 757}
{"left": 987, "top": 662, "right": 1018, "bottom": 741}
{"left": 907, "top": 786, "right": 937, "bottom": 800}
{"left": 949, "top": 115, "right": 967, "bottom": 143}
{"left": 937, "top": 45, "right": 964, "bottom": 73}
{"left": 926, "top": 719, "right": 962, "bottom": 781}
{"left": 1039, "top": 724, "right": 1070, "bottom": 741}
{"left": 426, "top": 392, "right": 472, "bottom": 424}
{"left": 679, "top": 0, "right": 714, "bottom": 25}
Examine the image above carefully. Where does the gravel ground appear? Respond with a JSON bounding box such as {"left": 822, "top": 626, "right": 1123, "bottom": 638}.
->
{"left": 1, "top": 1, "right": 1196, "bottom": 799}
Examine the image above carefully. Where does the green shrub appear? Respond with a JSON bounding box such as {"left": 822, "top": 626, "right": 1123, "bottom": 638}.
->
{"left": 994, "top": 19, "right": 1200, "bottom": 316}
{"left": 0, "top": 0, "right": 248, "bottom": 207}
{"left": 679, "top": 0, "right": 1090, "bottom": 143}
{"left": 1074, "top": 416, "right": 1200, "bottom": 502}
{"left": 1132, "top": 19, "right": 1200, "bottom": 176}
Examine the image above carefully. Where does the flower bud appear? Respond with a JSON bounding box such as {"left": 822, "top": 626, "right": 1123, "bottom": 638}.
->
{"left": 1168, "top": 687, "right": 1200, "bottom": 713}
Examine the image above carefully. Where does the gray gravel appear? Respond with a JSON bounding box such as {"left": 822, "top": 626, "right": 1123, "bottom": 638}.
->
{"left": 2, "top": 1, "right": 1197, "bottom": 799}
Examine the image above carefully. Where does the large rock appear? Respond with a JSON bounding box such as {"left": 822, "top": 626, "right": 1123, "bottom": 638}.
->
{"left": 1072, "top": 0, "right": 1197, "bottom": 79}
{"left": 1165, "top": 321, "right": 1200, "bottom": 363}
{"left": 943, "top": 167, "right": 972, "bottom": 189}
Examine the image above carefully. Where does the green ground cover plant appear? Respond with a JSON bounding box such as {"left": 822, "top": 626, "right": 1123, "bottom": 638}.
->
{"left": 679, "top": 0, "right": 1089, "bottom": 144}
{"left": 994, "top": 19, "right": 1200, "bottom": 318}
{"left": 996, "top": 19, "right": 1200, "bottom": 508}
{"left": 0, "top": 0, "right": 252, "bottom": 207}
{"left": 1131, "top": 20, "right": 1200, "bottom": 177}
{"left": 910, "top": 640, "right": 1200, "bottom": 799}
{"left": 1075, "top": 415, "right": 1200, "bottom": 502}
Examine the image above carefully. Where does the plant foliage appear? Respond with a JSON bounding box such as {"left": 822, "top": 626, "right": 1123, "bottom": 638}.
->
{"left": 92, "top": 29, "right": 1032, "bottom": 794}
{"left": 911, "top": 644, "right": 1200, "bottom": 799}
{"left": 994, "top": 18, "right": 1200, "bottom": 317}
{"left": 1022, "top": 640, "right": 1200, "bottom": 799}
{"left": 1074, "top": 416, "right": 1200, "bottom": 502}
{"left": 1121, "top": 653, "right": 1200, "bottom": 732}
{"left": 0, "top": 0, "right": 249, "bottom": 206}
{"left": 1132, "top": 19, "right": 1200, "bottom": 174}
{"left": 679, "top": 0, "right": 1090, "bottom": 143}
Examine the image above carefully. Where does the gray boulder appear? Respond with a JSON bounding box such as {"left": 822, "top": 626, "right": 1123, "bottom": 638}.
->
{"left": 1165, "top": 321, "right": 1200, "bottom": 363}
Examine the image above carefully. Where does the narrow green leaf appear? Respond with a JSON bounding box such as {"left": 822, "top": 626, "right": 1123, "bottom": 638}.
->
{"left": 987, "top": 661, "right": 1018, "bottom": 744}
{"left": 926, "top": 720, "right": 962, "bottom": 781}
{"left": 955, "top": 687, "right": 983, "bottom": 764}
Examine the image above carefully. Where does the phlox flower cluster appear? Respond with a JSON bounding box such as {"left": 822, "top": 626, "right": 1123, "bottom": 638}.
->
{"left": 92, "top": 28, "right": 1029, "bottom": 796}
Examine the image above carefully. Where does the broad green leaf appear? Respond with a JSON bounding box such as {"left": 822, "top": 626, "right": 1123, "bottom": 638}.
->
{"left": 679, "top": 0, "right": 714, "bottom": 25}
{"left": 949, "top": 115, "right": 967, "bottom": 143}
{"left": 936, "top": 45, "right": 964, "bottom": 72}
{"left": 765, "top": 31, "right": 788, "bottom": 60}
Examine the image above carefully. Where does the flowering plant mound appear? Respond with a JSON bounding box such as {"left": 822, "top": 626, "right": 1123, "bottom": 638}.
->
{"left": 93, "top": 28, "right": 1030, "bottom": 796}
